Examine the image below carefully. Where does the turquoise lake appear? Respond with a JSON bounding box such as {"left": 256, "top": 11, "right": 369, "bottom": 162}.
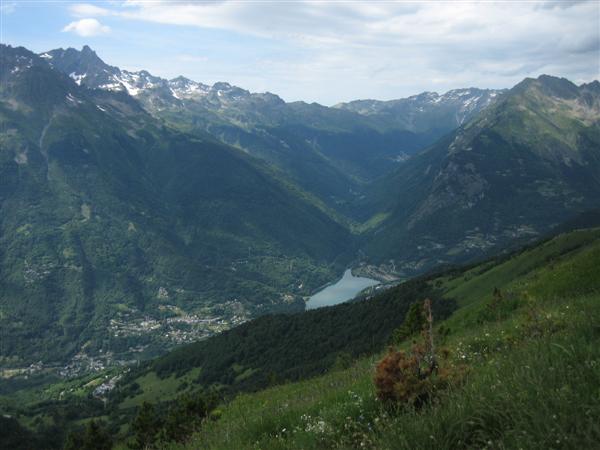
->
{"left": 305, "top": 269, "right": 379, "bottom": 310}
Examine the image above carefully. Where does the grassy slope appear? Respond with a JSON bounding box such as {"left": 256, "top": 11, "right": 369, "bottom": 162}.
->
{"left": 3, "top": 227, "right": 598, "bottom": 449}
{"left": 159, "top": 228, "right": 600, "bottom": 450}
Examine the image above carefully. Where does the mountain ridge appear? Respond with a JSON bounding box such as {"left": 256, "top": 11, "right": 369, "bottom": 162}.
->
{"left": 40, "top": 46, "right": 506, "bottom": 208}
{"left": 0, "top": 44, "right": 351, "bottom": 368}
{"left": 359, "top": 73, "right": 600, "bottom": 275}
{"left": 2, "top": 42, "right": 598, "bottom": 374}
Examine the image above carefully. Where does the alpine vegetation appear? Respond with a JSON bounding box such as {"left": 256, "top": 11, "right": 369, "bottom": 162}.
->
{"left": 1, "top": 1, "right": 599, "bottom": 448}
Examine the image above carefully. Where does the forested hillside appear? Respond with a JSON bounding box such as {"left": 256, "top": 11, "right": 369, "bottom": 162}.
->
{"left": 0, "top": 44, "right": 350, "bottom": 367}
{"left": 2, "top": 45, "right": 600, "bottom": 450}
{"left": 360, "top": 75, "right": 600, "bottom": 275}
{"left": 3, "top": 226, "right": 599, "bottom": 449}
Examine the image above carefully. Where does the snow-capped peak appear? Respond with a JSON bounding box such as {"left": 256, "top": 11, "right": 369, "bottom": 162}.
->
{"left": 40, "top": 45, "right": 279, "bottom": 107}
{"left": 168, "top": 76, "right": 210, "bottom": 99}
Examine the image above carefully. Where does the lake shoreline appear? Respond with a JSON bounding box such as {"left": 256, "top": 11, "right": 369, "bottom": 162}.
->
{"left": 305, "top": 269, "right": 379, "bottom": 310}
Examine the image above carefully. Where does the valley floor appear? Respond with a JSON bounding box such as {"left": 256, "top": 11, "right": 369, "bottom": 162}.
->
{"left": 3, "top": 229, "right": 599, "bottom": 449}
{"left": 152, "top": 230, "right": 600, "bottom": 449}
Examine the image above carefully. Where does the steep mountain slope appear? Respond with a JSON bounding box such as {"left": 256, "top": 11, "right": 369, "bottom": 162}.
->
{"left": 5, "top": 43, "right": 598, "bottom": 379}
{"left": 43, "top": 47, "right": 503, "bottom": 213}
{"left": 360, "top": 75, "right": 600, "bottom": 276}
{"left": 4, "top": 226, "right": 599, "bottom": 450}
{"left": 0, "top": 45, "right": 350, "bottom": 367}
{"left": 105, "top": 223, "right": 600, "bottom": 407}
{"left": 182, "top": 226, "right": 600, "bottom": 450}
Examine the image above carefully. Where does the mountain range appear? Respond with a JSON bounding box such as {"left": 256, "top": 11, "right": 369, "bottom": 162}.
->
{"left": 360, "top": 75, "right": 600, "bottom": 275}
{"left": 1, "top": 43, "right": 599, "bottom": 370}
{"left": 44, "top": 46, "right": 505, "bottom": 210}
{"left": 0, "top": 45, "right": 349, "bottom": 366}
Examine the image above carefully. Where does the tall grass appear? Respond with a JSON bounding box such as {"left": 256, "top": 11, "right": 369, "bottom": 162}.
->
{"left": 152, "top": 231, "right": 600, "bottom": 450}
{"left": 156, "top": 293, "right": 599, "bottom": 450}
{"left": 373, "top": 296, "right": 600, "bottom": 449}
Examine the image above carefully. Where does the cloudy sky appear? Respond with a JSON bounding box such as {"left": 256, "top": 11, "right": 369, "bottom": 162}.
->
{"left": 2, "top": 1, "right": 599, "bottom": 105}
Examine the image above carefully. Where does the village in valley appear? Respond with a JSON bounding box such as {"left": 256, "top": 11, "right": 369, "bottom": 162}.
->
{"left": 1, "top": 300, "right": 250, "bottom": 382}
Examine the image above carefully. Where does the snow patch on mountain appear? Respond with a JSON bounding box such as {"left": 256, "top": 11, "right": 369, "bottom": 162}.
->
{"left": 66, "top": 93, "right": 83, "bottom": 105}
{"left": 69, "top": 72, "right": 87, "bottom": 86}
{"left": 39, "top": 46, "right": 286, "bottom": 109}
{"left": 169, "top": 76, "right": 210, "bottom": 99}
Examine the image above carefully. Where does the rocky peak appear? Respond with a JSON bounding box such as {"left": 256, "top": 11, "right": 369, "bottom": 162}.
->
{"left": 48, "top": 46, "right": 115, "bottom": 74}
{"left": 209, "top": 82, "right": 250, "bottom": 100}
{"left": 536, "top": 74, "right": 580, "bottom": 99}
{"left": 581, "top": 80, "right": 600, "bottom": 93}
{"left": 168, "top": 76, "right": 210, "bottom": 99}
{"left": 513, "top": 75, "right": 580, "bottom": 100}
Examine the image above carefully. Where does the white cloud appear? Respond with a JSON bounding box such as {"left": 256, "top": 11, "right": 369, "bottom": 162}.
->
{"left": 69, "top": 3, "right": 111, "bottom": 17}
{"left": 67, "top": 1, "right": 599, "bottom": 104}
{"left": 62, "top": 18, "right": 111, "bottom": 37}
